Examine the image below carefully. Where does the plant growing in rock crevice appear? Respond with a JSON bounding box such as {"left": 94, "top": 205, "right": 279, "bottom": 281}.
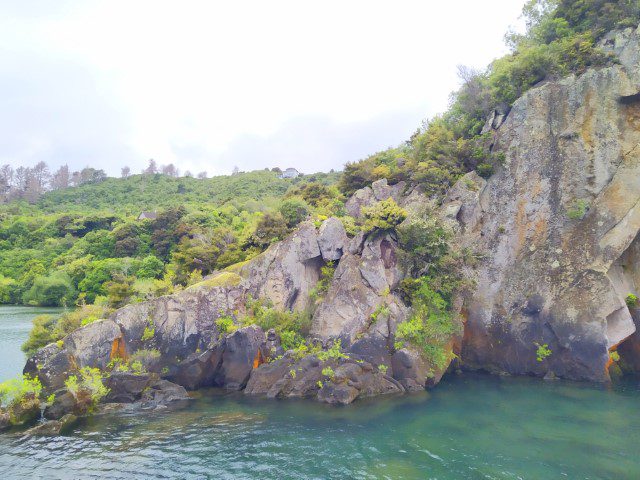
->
{"left": 64, "top": 367, "right": 109, "bottom": 409}
{"left": 535, "top": 343, "right": 552, "bottom": 362}
{"left": 141, "top": 319, "right": 155, "bottom": 342}
{"left": 566, "top": 199, "right": 589, "bottom": 220}
{"left": 394, "top": 278, "right": 461, "bottom": 370}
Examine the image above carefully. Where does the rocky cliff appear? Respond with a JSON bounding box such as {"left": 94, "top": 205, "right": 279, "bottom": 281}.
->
{"left": 19, "top": 25, "right": 640, "bottom": 421}
{"left": 447, "top": 25, "right": 640, "bottom": 382}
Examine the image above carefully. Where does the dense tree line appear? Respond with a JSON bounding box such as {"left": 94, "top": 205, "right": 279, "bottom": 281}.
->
{"left": 0, "top": 169, "right": 343, "bottom": 310}
{"left": 0, "top": 158, "right": 225, "bottom": 204}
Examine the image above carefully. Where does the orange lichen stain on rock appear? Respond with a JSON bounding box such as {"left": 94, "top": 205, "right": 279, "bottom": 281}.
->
{"left": 110, "top": 336, "right": 128, "bottom": 361}
{"left": 253, "top": 349, "right": 264, "bottom": 369}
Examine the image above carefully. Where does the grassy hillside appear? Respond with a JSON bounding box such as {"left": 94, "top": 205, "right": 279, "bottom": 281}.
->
{"left": 0, "top": 169, "right": 343, "bottom": 317}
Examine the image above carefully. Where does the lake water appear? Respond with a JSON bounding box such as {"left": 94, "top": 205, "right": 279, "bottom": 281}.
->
{"left": 0, "top": 306, "right": 63, "bottom": 382}
{"left": 1, "top": 306, "right": 639, "bottom": 479}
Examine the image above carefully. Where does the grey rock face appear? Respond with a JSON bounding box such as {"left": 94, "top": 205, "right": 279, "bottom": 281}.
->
{"left": 64, "top": 320, "right": 123, "bottom": 370}
{"left": 344, "top": 179, "right": 408, "bottom": 218}
{"left": 241, "top": 221, "right": 323, "bottom": 312}
{"left": 311, "top": 232, "right": 407, "bottom": 342}
{"left": 214, "top": 326, "right": 266, "bottom": 390}
{"left": 24, "top": 414, "right": 78, "bottom": 436}
{"left": 317, "top": 217, "right": 348, "bottom": 261}
{"left": 23, "top": 343, "right": 75, "bottom": 393}
{"left": 456, "top": 25, "right": 640, "bottom": 382}
{"left": 104, "top": 372, "right": 152, "bottom": 403}
{"left": 247, "top": 354, "right": 403, "bottom": 404}
{"left": 244, "top": 356, "right": 295, "bottom": 395}
{"left": 139, "top": 379, "right": 190, "bottom": 409}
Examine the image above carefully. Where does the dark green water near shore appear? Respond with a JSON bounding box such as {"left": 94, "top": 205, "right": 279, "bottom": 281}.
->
{"left": 1, "top": 307, "right": 639, "bottom": 479}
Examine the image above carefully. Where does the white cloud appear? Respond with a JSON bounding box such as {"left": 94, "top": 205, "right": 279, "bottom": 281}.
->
{"left": 0, "top": 0, "right": 525, "bottom": 175}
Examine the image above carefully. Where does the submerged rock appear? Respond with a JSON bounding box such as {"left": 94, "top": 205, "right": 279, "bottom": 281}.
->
{"left": 24, "top": 414, "right": 78, "bottom": 436}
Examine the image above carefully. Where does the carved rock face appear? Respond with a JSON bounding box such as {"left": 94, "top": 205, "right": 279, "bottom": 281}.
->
{"left": 454, "top": 25, "right": 640, "bottom": 382}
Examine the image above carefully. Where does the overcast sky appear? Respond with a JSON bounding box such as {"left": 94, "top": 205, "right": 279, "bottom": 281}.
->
{"left": 0, "top": 1, "right": 526, "bottom": 177}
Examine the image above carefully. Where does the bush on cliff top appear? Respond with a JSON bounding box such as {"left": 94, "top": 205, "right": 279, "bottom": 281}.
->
{"left": 339, "top": 0, "right": 640, "bottom": 199}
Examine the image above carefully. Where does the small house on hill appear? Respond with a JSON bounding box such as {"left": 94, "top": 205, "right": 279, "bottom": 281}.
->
{"left": 279, "top": 167, "right": 300, "bottom": 179}
{"left": 137, "top": 211, "right": 158, "bottom": 221}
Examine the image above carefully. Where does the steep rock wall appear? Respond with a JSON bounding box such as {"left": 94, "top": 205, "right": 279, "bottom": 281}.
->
{"left": 456, "top": 25, "right": 640, "bottom": 381}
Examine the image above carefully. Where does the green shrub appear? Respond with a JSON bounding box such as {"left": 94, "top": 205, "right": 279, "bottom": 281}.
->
{"left": 476, "top": 163, "right": 494, "bottom": 179}
{"left": 535, "top": 342, "right": 552, "bottom": 362}
{"left": 321, "top": 366, "right": 335, "bottom": 379}
{"left": 241, "top": 296, "right": 312, "bottom": 345}
{"left": 567, "top": 199, "right": 589, "bottom": 220}
{"left": 310, "top": 261, "right": 335, "bottom": 301}
{"left": 215, "top": 316, "right": 237, "bottom": 337}
{"left": 279, "top": 198, "right": 310, "bottom": 228}
{"left": 22, "top": 271, "right": 76, "bottom": 307}
{"left": 21, "top": 314, "right": 57, "bottom": 356}
{"left": 316, "top": 339, "right": 349, "bottom": 362}
{"left": 64, "top": 367, "right": 109, "bottom": 406}
{"left": 626, "top": 294, "right": 638, "bottom": 308}
{"left": 394, "top": 278, "right": 461, "bottom": 370}
{"left": 141, "top": 320, "right": 155, "bottom": 342}
{"left": 397, "top": 211, "right": 451, "bottom": 278}
{"left": 0, "top": 275, "right": 19, "bottom": 304}
{"left": 0, "top": 375, "right": 42, "bottom": 408}
{"left": 362, "top": 198, "right": 407, "bottom": 233}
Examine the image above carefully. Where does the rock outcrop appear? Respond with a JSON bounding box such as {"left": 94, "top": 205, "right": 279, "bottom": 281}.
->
{"left": 449, "top": 25, "right": 640, "bottom": 382}
{"left": 21, "top": 27, "right": 640, "bottom": 423}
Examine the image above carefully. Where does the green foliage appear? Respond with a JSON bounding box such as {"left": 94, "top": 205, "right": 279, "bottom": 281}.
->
{"left": 241, "top": 296, "right": 312, "bottom": 348}
{"left": 21, "top": 314, "right": 57, "bottom": 356}
{"left": 626, "top": 293, "right": 638, "bottom": 308}
{"left": 21, "top": 304, "right": 112, "bottom": 356}
{"left": 279, "top": 198, "right": 310, "bottom": 228}
{"left": 248, "top": 212, "right": 290, "bottom": 249}
{"left": 64, "top": 367, "right": 109, "bottom": 406}
{"left": 23, "top": 271, "right": 76, "bottom": 307}
{"left": 215, "top": 316, "right": 238, "bottom": 337}
{"left": 321, "top": 366, "right": 335, "bottom": 379}
{"left": 535, "top": 342, "right": 553, "bottom": 362}
{"left": 128, "top": 349, "right": 161, "bottom": 372}
{"left": 0, "top": 375, "right": 42, "bottom": 408}
{"left": 316, "top": 340, "right": 349, "bottom": 362}
{"left": 338, "top": 1, "right": 638, "bottom": 201}
{"left": 362, "top": 198, "right": 407, "bottom": 233}
{"left": 141, "top": 319, "right": 155, "bottom": 342}
{"left": 378, "top": 364, "right": 388, "bottom": 375}
{"left": 310, "top": 261, "right": 335, "bottom": 301}
{"left": 0, "top": 275, "right": 18, "bottom": 303}
{"left": 397, "top": 209, "right": 452, "bottom": 278}
{"left": 567, "top": 199, "right": 589, "bottom": 220}
{"left": 476, "top": 163, "right": 494, "bottom": 179}
{"left": 370, "top": 304, "right": 390, "bottom": 326}
{"left": 395, "top": 278, "right": 461, "bottom": 371}
{"left": 1, "top": 169, "right": 341, "bottom": 310}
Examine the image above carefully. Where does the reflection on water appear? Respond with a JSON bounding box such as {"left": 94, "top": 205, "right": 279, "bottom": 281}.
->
{"left": 1, "top": 375, "right": 639, "bottom": 479}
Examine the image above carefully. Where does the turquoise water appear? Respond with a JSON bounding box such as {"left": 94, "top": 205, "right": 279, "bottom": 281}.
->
{"left": 1, "top": 307, "right": 639, "bottom": 479}
{"left": 0, "top": 306, "right": 63, "bottom": 381}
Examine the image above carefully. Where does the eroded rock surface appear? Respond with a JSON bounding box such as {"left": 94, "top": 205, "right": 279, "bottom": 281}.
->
{"left": 452, "top": 25, "right": 640, "bottom": 381}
